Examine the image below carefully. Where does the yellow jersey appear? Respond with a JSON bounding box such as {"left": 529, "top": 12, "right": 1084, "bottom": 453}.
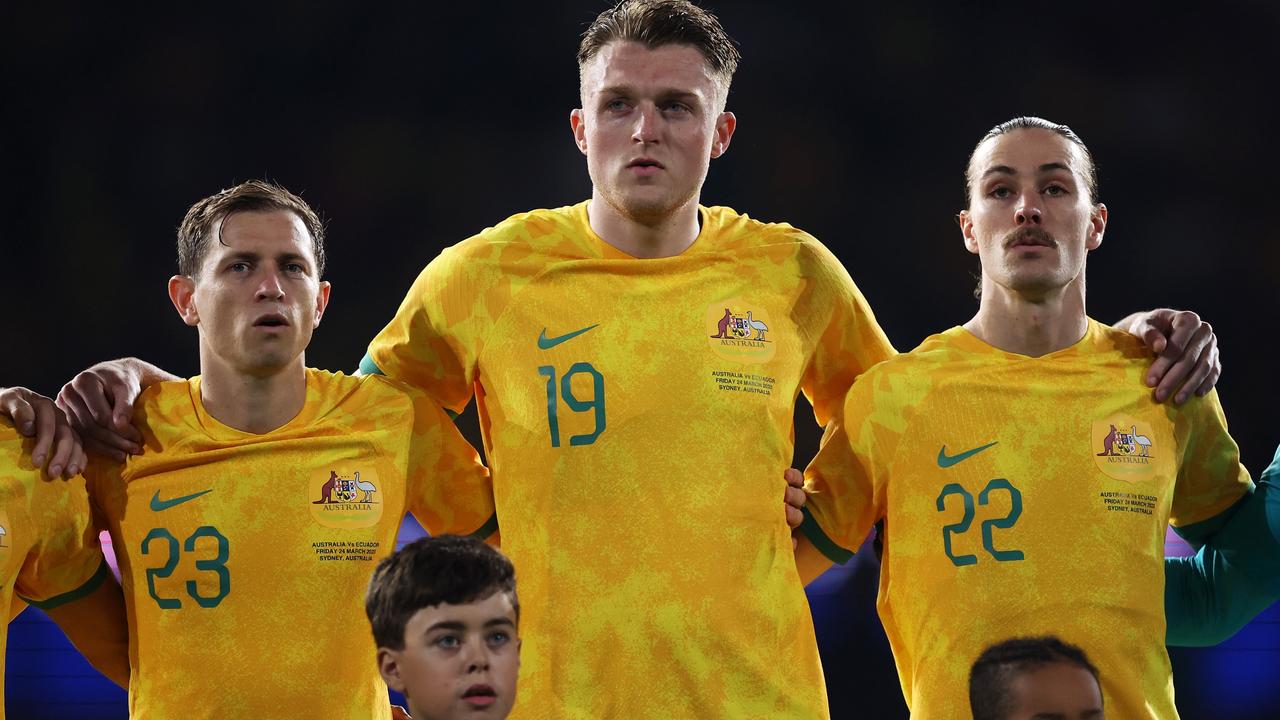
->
{"left": 0, "top": 419, "right": 107, "bottom": 719}
{"left": 803, "top": 320, "right": 1252, "bottom": 719}
{"left": 366, "top": 202, "right": 895, "bottom": 719}
{"left": 85, "top": 369, "right": 495, "bottom": 720}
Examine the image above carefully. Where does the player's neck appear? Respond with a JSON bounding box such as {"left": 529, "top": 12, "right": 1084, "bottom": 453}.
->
{"left": 587, "top": 194, "right": 700, "bottom": 259}
{"left": 197, "top": 352, "right": 308, "bottom": 434}
{"left": 965, "top": 279, "right": 1088, "bottom": 357}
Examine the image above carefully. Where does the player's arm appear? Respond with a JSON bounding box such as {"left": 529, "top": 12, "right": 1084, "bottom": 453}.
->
{"left": 400, "top": 386, "right": 499, "bottom": 544}
{"left": 0, "top": 386, "right": 85, "bottom": 479}
{"left": 1165, "top": 445, "right": 1280, "bottom": 646}
{"left": 1112, "top": 309, "right": 1219, "bottom": 404}
{"left": 41, "top": 569, "right": 130, "bottom": 688}
{"left": 57, "top": 357, "right": 176, "bottom": 461}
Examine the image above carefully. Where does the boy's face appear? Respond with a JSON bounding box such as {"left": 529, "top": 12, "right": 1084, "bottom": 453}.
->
{"left": 1006, "top": 661, "right": 1104, "bottom": 720}
{"left": 378, "top": 591, "right": 520, "bottom": 720}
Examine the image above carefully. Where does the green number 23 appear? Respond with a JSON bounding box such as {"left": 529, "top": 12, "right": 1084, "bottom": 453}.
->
{"left": 141, "top": 526, "right": 231, "bottom": 609}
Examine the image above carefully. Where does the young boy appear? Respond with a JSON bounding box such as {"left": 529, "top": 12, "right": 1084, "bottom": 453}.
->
{"left": 969, "top": 636, "right": 1105, "bottom": 720}
{"left": 366, "top": 535, "right": 520, "bottom": 720}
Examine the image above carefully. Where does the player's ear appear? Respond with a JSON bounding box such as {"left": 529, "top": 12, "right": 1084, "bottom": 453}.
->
{"left": 570, "top": 109, "right": 588, "bottom": 156}
{"left": 168, "top": 275, "right": 200, "bottom": 327}
{"left": 377, "top": 648, "right": 406, "bottom": 694}
{"left": 710, "top": 111, "right": 736, "bottom": 159}
{"left": 313, "top": 280, "right": 332, "bottom": 327}
{"left": 1086, "top": 203, "right": 1107, "bottom": 251}
{"left": 957, "top": 211, "right": 979, "bottom": 255}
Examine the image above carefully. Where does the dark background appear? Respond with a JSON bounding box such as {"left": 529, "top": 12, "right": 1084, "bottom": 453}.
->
{"left": 2, "top": 1, "right": 1277, "bottom": 718}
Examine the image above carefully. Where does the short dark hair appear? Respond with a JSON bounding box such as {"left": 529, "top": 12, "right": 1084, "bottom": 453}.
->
{"left": 970, "top": 636, "right": 1102, "bottom": 720}
{"left": 365, "top": 535, "right": 519, "bottom": 651}
{"left": 176, "top": 179, "right": 326, "bottom": 278}
{"left": 578, "top": 0, "right": 740, "bottom": 88}
{"left": 965, "top": 116, "right": 1100, "bottom": 206}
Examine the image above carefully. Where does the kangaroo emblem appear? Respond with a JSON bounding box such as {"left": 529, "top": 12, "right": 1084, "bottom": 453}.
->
{"left": 1097, "top": 424, "right": 1118, "bottom": 456}
{"left": 314, "top": 470, "right": 337, "bottom": 504}
{"left": 711, "top": 308, "right": 732, "bottom": 339}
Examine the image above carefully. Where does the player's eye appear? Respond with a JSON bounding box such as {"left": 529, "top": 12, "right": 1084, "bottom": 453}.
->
{"left": 435, "top": 634, "right": 460, "bottom": 649}
{"left": 1043, "top": 184, "right": 1069, "bottom": 196}
{"left": 987, "top": 186, "right": 1012, "bottom": 199}
{"left": 605, "top": 99, "right": 629, "bottom": 112}
{"left": 487, "top": 631, "right": 510, "bottom": 647}
{"left": 662, "top": 102, "right": 691, "bottom": 114}
{"left": 283, "top": 262, "right": 306, "bottom": 275}
{"left": 228, "top": 261, "right": 251, "bottom": 273}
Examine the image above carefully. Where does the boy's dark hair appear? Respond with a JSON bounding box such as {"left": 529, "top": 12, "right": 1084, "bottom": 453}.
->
{"left": 365, "top": 535, "right": 518, "bottom": 650}
{"left": 970, "top": 636, "right": 1102, "bottom": 720}
{"left": 177, "top": 179, "right": 327, "bottom": 278}
{"left": 578, "top": 0, "right": 740, "bottom": 88}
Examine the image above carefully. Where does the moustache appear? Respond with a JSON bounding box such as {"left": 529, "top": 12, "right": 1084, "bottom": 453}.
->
{"left": 1003, "top": 227, "right": 1057, "bottom": 249}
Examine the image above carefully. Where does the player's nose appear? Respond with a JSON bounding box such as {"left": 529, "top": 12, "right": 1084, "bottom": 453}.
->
{"left": 632, "top": 104, "right": 660, "bottom": 143}
{"left": 256, "top": 270, "right": 286, "bottom": 300}
{"left": 1014, "top": 190, "right": 1043, "bottom": 225}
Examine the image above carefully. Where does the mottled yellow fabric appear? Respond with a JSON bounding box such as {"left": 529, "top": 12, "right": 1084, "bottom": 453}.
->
{"left": 86, "top": 369, "right": 494, "bottom": 720}
{"left": 368, "top": 202, "right": 895, "bottom": 719}
{"left": 0, "top": 420, "right": 105, "bottom": 719}
{"left": 805, "top": 319, "right": 1252, "bottom": 720}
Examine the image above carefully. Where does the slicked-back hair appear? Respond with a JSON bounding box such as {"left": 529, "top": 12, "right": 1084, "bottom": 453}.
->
{"left": 578, "top": 0, "right": 740, "bottom": 88}
{"left": 969, "top": 636, "right": 1102, "bottom": 720}
{"left": 177, "top": 179, "right": 326, "bottom": 278}
{"left": 365, "top": 535, "right": 519, "bottom": 651}
{"left": 965, "top": 116, "right": 1100, "bottom": 207}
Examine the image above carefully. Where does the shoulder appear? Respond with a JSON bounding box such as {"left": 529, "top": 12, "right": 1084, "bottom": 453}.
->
{"left": 132, "top": 378, "right": 199, "bottom": 439}
{"left": 444, "top": 204, "right": 590, "bottom": 262}
{"left": 702, "top": 205, "right": 826, "bottom": 253}
{"left": 844, "top": 329, "right": 963, "bottom": 408}
{"left": 1086, "top": 319, "right": 1152, "bottom": 363}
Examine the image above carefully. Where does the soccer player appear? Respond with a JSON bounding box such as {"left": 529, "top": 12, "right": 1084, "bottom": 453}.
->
{"left": 0, "top": 386, "right": 129, "bottom": 697}
{"left": 59, "top": 4, "right": 1220, "bottom": 718}
{"left": 969, "top": 637, "right": 1105, "bottom": 720}
{"left": 80, "top": 181, "right": 496, "bottom": 719}
{"left": 366, "top": 535, "right": 520, "bottom": 720}
{"left": 797, "top": 117, "right": 1261, "bottom": 718}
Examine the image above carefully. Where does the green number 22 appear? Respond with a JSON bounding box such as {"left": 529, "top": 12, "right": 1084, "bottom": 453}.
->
{"left": 936, "top": 479, "right": 1024, "bottom": 567}
{"left": 141, "top": 526, "right": 231, "bottom": 609}
{"left": 538, "top": 363, "right": 606, "bottom": 448}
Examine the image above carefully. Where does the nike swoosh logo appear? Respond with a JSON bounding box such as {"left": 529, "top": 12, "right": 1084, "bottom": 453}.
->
{"left": 937, "top": 441, "right": 999, "bottom": 468}
{"left": 150, "top": 489, "right": 212, "bottom": 512}
{"left": 538, "top": 324, "right": 598, "bottom": 350}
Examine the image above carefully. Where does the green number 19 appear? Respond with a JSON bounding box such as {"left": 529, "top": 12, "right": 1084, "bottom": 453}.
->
{"left": 538, "top": 363, "right": 606, "bottom": 447}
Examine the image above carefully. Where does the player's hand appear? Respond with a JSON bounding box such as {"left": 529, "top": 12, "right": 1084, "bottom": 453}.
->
{"left": 56, "top": 359, "right": 151, "bottom": 461}
{"left": 1119, "top": 309, "right": 1220, "bottom": 405}
{"left": 0, "top": 386, "right": 86, "bottom": 479}
{"left": 784, "top": 468, "right": 807, "bottom": 550}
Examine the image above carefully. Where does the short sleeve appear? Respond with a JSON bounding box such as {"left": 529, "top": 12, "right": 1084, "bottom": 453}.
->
{"left": 796, "top": 239, "right": 896, "bottom": 426}
{"left": 365, "top": 246, "right": 492, "bottom": 415}
{"left": 801, "top": 370, "right": 898, "bottom": 563}
{"left": 15, "top": 476, "right": 107, "bottom": 610}
{"left": 402, "top": 389, "right": 497, "bottom": 539}
{"left": 1169, "top": 389, "right": 1253, "bottom": 528}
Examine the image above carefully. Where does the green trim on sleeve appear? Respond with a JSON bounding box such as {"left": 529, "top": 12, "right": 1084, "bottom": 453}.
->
{"left": 1165, "top": 475, "right": 1280, "bottom": 646}
{"left": 358, "top": 353, "right": 385, "bottom": 376}
{"left": 20, "top": 559, "right": 110, "bottom": 611}
{"left": 468, "top": 513, "right": 499, "bottom": 542}
{"left": 799, "top": 507, "right": 855, "bottom": 565}
{"left": 1171, "top": 491, "right": 1248, "bottom": 549}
